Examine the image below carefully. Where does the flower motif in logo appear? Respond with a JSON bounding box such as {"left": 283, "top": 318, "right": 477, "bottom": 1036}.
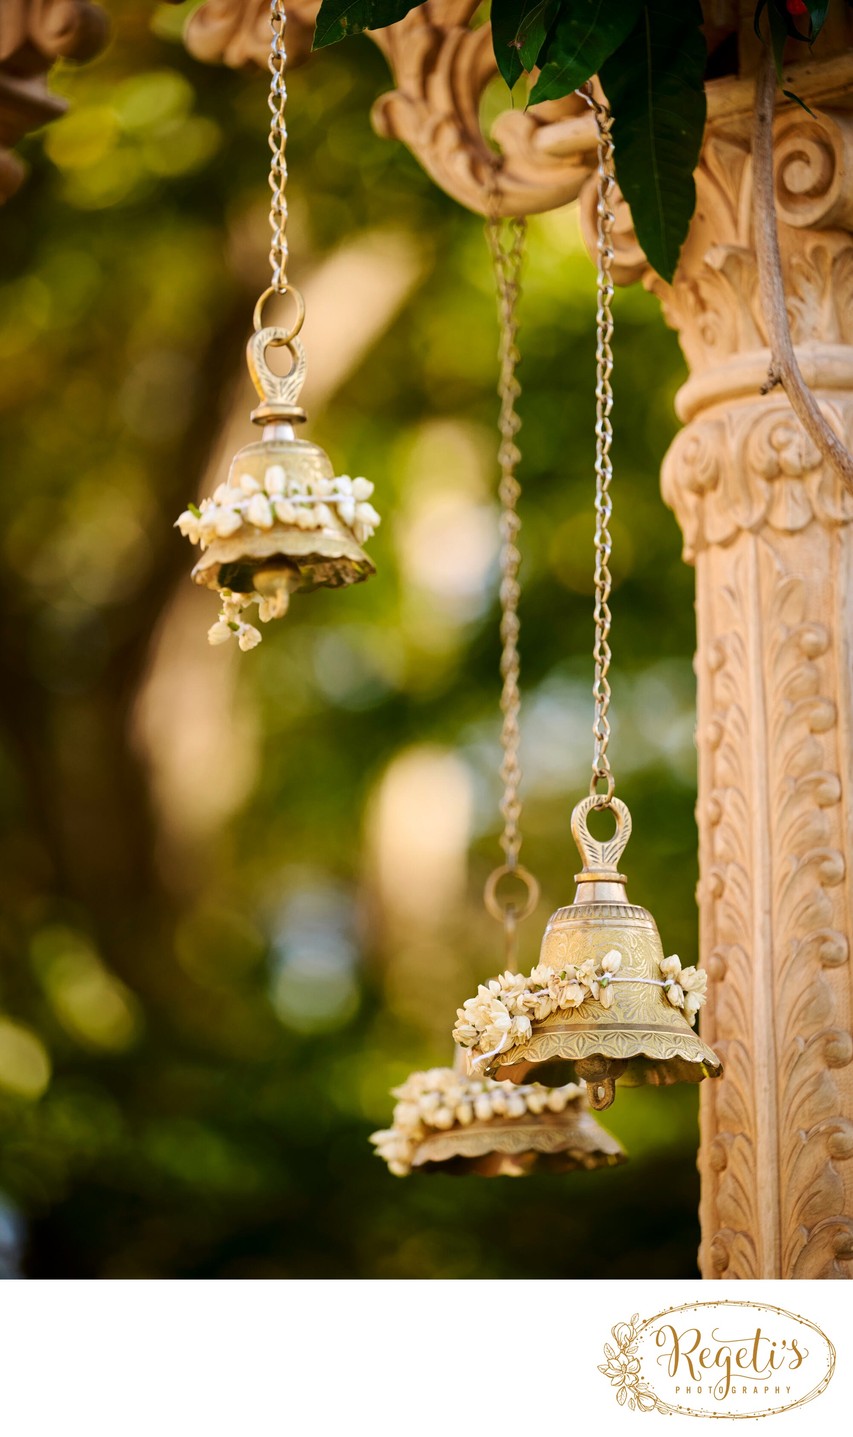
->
{"left": 599, "top": 1316, "right": 668, "bottom": 1414}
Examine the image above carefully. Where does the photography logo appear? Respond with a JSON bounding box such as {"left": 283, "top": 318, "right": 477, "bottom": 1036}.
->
{"left": 599, "top": 1300, "right": 835, "bottom": 1419}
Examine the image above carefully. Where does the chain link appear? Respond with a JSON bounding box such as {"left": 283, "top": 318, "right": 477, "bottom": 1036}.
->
{"left": 486, "top": 215, "right": 526, "bottom": 873}
{"left": 484, "top": 215, "right": 540, "bottom": 969}
{"left": 268, "top": 0, "right": 289, "bottom": 292}
{"left": 581, "top": 90, "right": 616, "bottom": 804}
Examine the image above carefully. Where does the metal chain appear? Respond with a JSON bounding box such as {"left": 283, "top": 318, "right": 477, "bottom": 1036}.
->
{"left": 483, "top": 217, "right": 540, "bottom": 970}
{"left": 268, "top": 0, "right": 289, "bottom": 292}
{"left": 487, "top": 215, "right": 526, "bottom": 871}
{"left": 581, "top": 90, "right": 617, "bottom": 804}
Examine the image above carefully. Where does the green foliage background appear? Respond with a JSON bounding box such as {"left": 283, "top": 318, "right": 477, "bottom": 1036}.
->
{"left": 0, "top": 0, "right": 701, "bottom": 1278}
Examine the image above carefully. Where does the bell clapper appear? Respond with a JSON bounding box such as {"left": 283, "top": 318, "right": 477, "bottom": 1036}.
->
{"left": 174, "top": 1, "right": 379, "bottom": 646}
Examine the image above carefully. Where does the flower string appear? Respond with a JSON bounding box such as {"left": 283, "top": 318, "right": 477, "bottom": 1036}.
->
{"left": 452, "top": 951, "right": 708, "bottom": 1064}
{"left": 175, "top": 469, "right": 380, "bottom": 646}
{"left": 370, "top": 1066, "right": 584, "bottom": 1177}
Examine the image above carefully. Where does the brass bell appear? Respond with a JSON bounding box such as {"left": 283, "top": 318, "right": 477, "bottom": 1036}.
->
{"left": 370, "top": 1049, "right": 625, "bottom": 1178}
{"left": 176, "top": 297, "right": 378, "bottom": 647}
{"left": 465, "top": 796, "right": 723, "bottom": 1110}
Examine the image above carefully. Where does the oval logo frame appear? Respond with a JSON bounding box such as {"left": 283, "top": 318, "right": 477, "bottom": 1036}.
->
{"left": 599, "top": 1300, "right": 835, "bottom": 1418}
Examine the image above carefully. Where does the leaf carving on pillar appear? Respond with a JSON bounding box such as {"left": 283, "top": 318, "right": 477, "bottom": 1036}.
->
{"left": 662, "top": 400, "right": 853, "bottom": 561}
{"left": 699, "top": 533, "right": 853, "bottom": 1278}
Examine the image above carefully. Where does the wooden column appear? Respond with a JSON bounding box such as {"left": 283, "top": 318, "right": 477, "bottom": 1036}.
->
{"left": 658, "top": 92, "right": 853, "bottom": 1277}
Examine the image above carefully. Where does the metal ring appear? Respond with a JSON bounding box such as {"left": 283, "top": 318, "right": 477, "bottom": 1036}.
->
{"left": 483, "top": 863, "right": 540, "bottom": 924}
{"left": 589, "top": 771, "right": 615, "bottom": 806}
{"left": 253, "top": 284, "right": 306, "bottom": 342}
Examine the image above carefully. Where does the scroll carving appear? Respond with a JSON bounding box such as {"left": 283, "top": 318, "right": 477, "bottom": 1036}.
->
{"left": 186, "top": 0, "right": 597, "bottom": 216}
{"left": 0, "top": 0, "right": 108, "bottom": 202}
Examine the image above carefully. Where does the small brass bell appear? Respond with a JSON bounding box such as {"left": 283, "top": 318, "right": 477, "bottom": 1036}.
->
{"left": 176, "top": 296, "right": 378, "bottom": 648}
{"left": 371, "top": 1048, "right": 625, "bottom": 1178}
{"left": 456, "top": 797, "right": 722, "bottom": 1110}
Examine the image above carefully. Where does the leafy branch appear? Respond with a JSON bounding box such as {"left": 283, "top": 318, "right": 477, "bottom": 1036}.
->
{"left": 313, "top": 0, "right": 838, "bottom": 282}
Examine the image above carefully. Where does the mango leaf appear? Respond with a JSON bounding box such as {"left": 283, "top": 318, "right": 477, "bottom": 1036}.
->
{"left": 795, "top": 1, "right": 830, "bottom": 40}
{"left": 313, "top": 0, "right": 419, "bottom": 49}
{"left": 530, "top": 0, "right": 644, "bottom": 106}
{"left": 600, "top": 0, "right": 706, "bottom": 283}
{"left": 491, "top": 0, "right": 558, "bottom": 88}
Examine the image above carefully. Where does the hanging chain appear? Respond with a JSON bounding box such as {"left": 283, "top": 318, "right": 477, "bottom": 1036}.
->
{"left": 488, "top": 216, "right": 525, "bottom": 872}
{"left": 581, "top": 90, "right": 617, "bottom": 805}
{"left": 268, "top": 0, "right": 289, "bottom": 293}
{"left": 253, "top": 1, "right": 304, "bottom": 341}
{"left": 483, "top": 215, "right": 539, "bottom": 969}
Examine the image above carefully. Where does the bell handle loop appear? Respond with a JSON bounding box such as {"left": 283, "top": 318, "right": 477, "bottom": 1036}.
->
{"left": 246, "top": 329, "right": 307, "bottom": 411}
{"left": 253, "top": 283, "right": 306, "bottom": 342}
{"left": 483, "top": 863, "right": 540, "bottom": 926}
{"left": 571, "top": 794, "right": 632, "bottom": 879}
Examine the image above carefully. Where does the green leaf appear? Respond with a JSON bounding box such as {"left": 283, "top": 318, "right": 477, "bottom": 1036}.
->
{"left": 804, "top": 2, "right": 830, "bottom": 39}
{"left": 530, "top": 0, "right": 644, "bottom": 106}
{"left": 491, "top": 0, "right": 559, "bottom": 88}
{"left": 313, "top": 0, "right": 419, "bottom": 50}
{"left": 600, "top": 1, "right": 707, "bottom": 283}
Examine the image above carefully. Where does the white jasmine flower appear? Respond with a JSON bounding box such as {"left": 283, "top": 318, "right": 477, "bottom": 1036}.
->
{"left": 176, "top": 510, "right": 202, "bottom": 543}
{"left": 274, "top": 499, "right": 297, "bottom": 525}
{"left": 473, "top": 1093, "right": 493, "bottom": 1122}
{"left": 680, "top": 966, "right": 708, "bottom": 1025}
{"left": 239, "top": 473, "right": 261, "bottom": 494}
{"left": 337, "top": 496, "right": 357, "bottom": 526}
{"left": 351, "top": 476, "right": 373, "bottom": 500}
{"left": 237, "top": 623, "right": 262, "bottom": 651}
{"left": 215, "top": 509, "right": 243, "bottom": 539}
{"left": 246, "top": 493, "right": 274, "bottom": 530}
{"left": 295, "top": 508, "right": 315, "bottom": 530}
{"left": 562, "top": 980, "right": 588, "bottom": 1008}
{"left": 264, "top": 464, "right": 286, "bottom": 495}
{"left": 600, "top": 949, "right": 622, "bottom": 975}
{"left": 207, "top": 620, "right": 233, "bottom": 646}
{"left": 525, "top": 1087, "right": 547, "bottom": 1115}
{"left": 258, "top": 590, "right": 289, "bottom": 623}
{"left": 506, "top": 1092, "right": 526, "bottom": 1119}
{"left": 314, "top": 503, "right": 334, "bottom": 528}
{"left": 547, "top": 1087, "right": 568, "bottom": 1113}
{"left": 355, "top": 501, "right": 381, "bottom": 529}
{"left": 455, "top": 1101, "right": 474, "bottom": 1126}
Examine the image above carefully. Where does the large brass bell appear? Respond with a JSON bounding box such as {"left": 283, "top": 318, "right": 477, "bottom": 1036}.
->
{"left": 371, "top": 1047, "right": 625, "bottom": 1178}
{"left": 177, "top": 293, "right": 378, "bottom": 645}
{"left": 482, "top": 796, "right": 723, "bottom": 1110}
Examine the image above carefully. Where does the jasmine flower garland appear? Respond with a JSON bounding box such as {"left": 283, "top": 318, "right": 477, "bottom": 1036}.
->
{"left": 370, "top": 1067, "right": 585, "bottom": 1177}
{"left": 452, "top": 951, "right": 708, "bottom": 1064}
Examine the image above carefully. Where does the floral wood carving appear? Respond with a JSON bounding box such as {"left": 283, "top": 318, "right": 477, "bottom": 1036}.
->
{"left": 185, "top": 0, "right": 597, "bottom": 216}
{"left": 695, "top": 534, "right": 853, "bottom": 1278}
{"left": 659, "top": 88, "right": 853, "bottom": 1278}
{"left": 0, "top": 0, "right": 108, "bottom": 201}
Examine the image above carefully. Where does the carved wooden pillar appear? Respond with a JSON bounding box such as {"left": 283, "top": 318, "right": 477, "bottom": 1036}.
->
{"left": 657, "top": 92, "right": 853, "bottom": 1278}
